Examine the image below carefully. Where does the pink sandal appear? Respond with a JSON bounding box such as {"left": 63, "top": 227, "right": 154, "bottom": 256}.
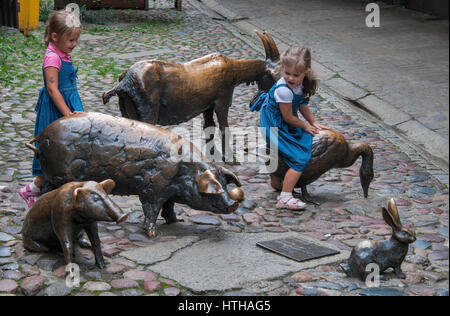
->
{"left": 276, "top": 195, "right": 307, "bottom": 210}
{"left": 18, "top": 184, "right": 40, "bottom": 208}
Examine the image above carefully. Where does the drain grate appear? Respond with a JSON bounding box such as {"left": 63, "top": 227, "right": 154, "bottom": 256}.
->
{"left": 256, "top": 237, "right": 340, "bottom": 263}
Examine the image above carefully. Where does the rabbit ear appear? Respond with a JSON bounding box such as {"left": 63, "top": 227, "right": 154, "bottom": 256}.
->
{"left": 388, "top": 198, "right": 402, "bottom": 227}
{"left": 382, "top": 200, "right": 402, "bottom": 231}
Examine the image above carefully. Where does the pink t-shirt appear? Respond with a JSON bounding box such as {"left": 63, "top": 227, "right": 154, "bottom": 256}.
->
{"left": 42, "top": 42, "right": 72, "bottom": 71}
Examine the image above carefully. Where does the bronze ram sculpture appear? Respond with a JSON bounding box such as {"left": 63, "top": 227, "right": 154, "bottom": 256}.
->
{"left": 102, "top": 31, "right": 279, "bottom": 161}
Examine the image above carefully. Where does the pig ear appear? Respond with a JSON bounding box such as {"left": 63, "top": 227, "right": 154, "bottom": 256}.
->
{"left": 73, "top": 187, "right": 85, "bottom": 205}
{"left": 220, "top": 166, "right": 241, "bottom": 187}
{"left": 197, "top": 170, "right": 225, "bottom": 194}
{"left": 99, "top": 179, "right": 116, "bottom": 194}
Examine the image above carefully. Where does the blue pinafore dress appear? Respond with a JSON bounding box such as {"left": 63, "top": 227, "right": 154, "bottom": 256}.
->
{"left": 32, "top": 52, "right": 84, "bottom": 176}
{"left": 251, "top": 82, "right": 312, "bottom": 172}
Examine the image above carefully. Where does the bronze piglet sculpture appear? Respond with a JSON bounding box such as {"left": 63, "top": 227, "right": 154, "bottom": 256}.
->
{"left": 21, "top": 180, "right": 128, "bottom": 269}
{"left": 340, "top": 198, "right": 416, "bottom": 281}
{"left": 26, "top": 112, "right": 243, "bottom": 238}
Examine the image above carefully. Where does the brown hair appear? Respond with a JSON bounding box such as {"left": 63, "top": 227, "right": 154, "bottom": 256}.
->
{"left": 44, "top": 10, "right": 82, "bottom": 46}
{"left": 274, "top": 46, "right": 318, "bottom": 97}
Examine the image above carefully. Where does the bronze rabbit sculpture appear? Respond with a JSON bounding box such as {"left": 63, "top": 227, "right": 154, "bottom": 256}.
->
{"left": 340, "top": 198, "right": 416, "bottom": 281}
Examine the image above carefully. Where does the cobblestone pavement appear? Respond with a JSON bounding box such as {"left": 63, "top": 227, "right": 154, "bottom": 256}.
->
{"left": 0, "top": 0, "right": 448, "bottom": 296}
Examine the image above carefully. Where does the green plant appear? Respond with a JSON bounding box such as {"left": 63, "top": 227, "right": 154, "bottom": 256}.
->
{"left": 39, "top": 0, "right": 54, "bottom": 22}
{"left": 88, "top": 57, "right": 122, "bottom": 77}
{"left": 0, "top": 31, "right": 44, "bottom": 88}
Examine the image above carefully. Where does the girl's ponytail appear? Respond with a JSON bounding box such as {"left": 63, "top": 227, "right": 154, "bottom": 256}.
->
{"left": 302, "top": 68, "right": 317, "bottom": 97}
{"left": 43, "top": 10, "right": 82, "bottom": 46}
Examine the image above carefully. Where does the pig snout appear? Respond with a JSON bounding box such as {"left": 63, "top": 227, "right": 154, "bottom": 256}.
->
{"left": 104, "top": 199, "right": 128, "bottom": 224}
{"left": 227, "top": 187, "right": 243, "bottom": 213}
{"left": 115, "top": 212, "right": 129, "bottom": 224}
{"left": 228, "top": 187, "right": 244, "bottom": 202}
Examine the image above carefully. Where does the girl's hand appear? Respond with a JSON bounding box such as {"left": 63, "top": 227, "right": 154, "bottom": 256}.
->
{"left": 304, "top": 123, "right": 320, "bottom": 136}
{"left": 63, "top": 111, "right": 80, "bottom": 117}
{"left": 312, "top": 122, "right": 330, "bottom": 131}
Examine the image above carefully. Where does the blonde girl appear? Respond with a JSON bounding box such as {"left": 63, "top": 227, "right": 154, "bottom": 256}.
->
{"left": 19, "top": 10, "right": 84, "bottom": 207}
{"left": 252, "top": 46, "right": 329, "bottom": 210}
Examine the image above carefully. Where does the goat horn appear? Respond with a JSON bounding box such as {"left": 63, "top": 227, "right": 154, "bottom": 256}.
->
{"left": 263, "top": 32, "right": 280, "bottom": 62}
{"left": 254, "top": 30, "right": 273, "bottom": 61}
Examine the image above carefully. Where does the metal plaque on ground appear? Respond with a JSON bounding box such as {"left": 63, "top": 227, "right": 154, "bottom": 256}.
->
{"left": 256, "top": 237, "right": 340, "bottom": 262}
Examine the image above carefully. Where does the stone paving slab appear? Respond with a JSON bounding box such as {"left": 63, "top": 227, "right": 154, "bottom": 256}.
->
{"left": 322, "top": 77, "right": 369, "bottom": 101}
{"left": 120, "top": 235, "right": 199, "bottom": 265}
{"left": 358, "top": 94, "right": 412, "bottom": 126}
{"left": 149, "top": 231, "right": 348, "bottom": 293}
{"left": 396, "top": 120, "right": 449, "bottom": 163}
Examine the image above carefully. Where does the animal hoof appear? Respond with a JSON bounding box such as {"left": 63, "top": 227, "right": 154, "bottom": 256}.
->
{"left": 146, "top": 224, "right": 157, "bottom": 238}
{"left": 96, "top": 260, "right": 107, "bottom": 270}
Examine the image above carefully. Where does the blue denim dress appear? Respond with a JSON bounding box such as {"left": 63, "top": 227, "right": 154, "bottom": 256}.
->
{"left": 253, "top": 83, "right": 312, "bottom": 172}
{"left": 32, "top": 53, "right": 84, "bottom": 176}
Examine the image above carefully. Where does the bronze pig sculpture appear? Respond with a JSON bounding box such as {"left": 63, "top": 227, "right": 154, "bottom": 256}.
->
{"left": 21, "top": 180, "right": 128, "bottom": 269}
{"left": 26, "top": 112, "right": 243, "bottom": 237}
{"left": 340, "top": 198, "right": 416, "bottom": 281}
{"left": 269, "top": 130, "right": 374, "bottom": 204}
{"left": 102, "top": 31, "right": 279, "bottom": 160}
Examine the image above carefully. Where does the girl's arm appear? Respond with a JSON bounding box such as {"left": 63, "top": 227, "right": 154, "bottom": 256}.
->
{"left": 44, "top": 67, "right": 73, "bottom": 116}
{"left": 299, "top": 105, "right": 329, "bottom": 131}
{"left": 279, "top": 102, "right": 320, "bottom": 135}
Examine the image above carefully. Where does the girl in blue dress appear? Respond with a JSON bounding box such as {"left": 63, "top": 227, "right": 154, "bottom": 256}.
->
{"left": 19, "top": 10, "right": 84, "bottom": 207}
{"left": 252, "top": 46, "right": 329, "bottom": 210}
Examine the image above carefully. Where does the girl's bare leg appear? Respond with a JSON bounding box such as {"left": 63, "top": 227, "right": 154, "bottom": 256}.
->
{"left": 276, "top": 168, "right": 307, "bottom": 210}
{"left": 282, "top": 168, "right": 302, "bottom": 193}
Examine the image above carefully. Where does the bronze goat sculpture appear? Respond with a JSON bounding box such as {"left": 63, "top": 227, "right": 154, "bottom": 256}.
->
{"left": 102, "top": 31, "right": 279, "bottom": 161}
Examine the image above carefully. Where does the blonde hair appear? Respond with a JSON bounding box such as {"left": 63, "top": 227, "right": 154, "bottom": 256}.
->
{"left": 44, "top": 10, "right": 82, "bottom": 46}
{"left": 274, "top": 46, "right": 318, "bottom": 97}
